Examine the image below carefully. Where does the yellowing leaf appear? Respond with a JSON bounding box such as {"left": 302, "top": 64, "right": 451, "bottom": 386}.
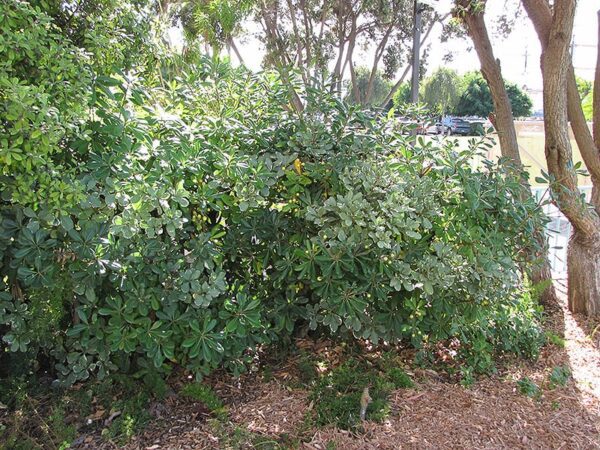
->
{"left": 293, "top": 158, "right": 303, "bottom": 175}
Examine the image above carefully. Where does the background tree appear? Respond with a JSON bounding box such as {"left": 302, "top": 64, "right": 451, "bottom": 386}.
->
{"left": 454, "top": 71, "right": 492, "bottom": 116}
{"left": 582, "top": 89, "right": 593, "bottom": 121}
{"left": 347, "top": 67, "right": 393, "bottom": 107}
{"left": 454, "top": 71, "right": 532, "bottom": 117}
{"left": 420, "top": 68, "right": 461, "bottom": 115}
{"left": 576, "top": 75, "right": 592, "bottom": 100}
{"left": 253, "top": 0, "right": 432, "bottom": 105}
{"left": 392, "top": 81, "right": 412, "bottom": 109}
{"left": 171, "top": 0, "right": 253, "bottom": 63}
{"left": 505, "top": 83, "right": 533, "bottom": 118}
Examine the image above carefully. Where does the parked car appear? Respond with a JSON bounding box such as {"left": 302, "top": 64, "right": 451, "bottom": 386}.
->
{"left": 443, "top": 117, "right": 472, "bottom": 136}
{"left": 426, "top": 123, "right": 448, "bottom": 135}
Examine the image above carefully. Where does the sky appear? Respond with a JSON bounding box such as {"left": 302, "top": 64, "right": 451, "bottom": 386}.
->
{"left": 419, "top": 0, "right": 598, "bottom": 110}
{"left": 168, "top": 0, "right": 598, "bottom": 110}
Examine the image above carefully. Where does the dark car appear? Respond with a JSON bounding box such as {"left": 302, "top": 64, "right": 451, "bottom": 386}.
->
{"left": 446, "top": 118, "right": 472, "bottom": 136}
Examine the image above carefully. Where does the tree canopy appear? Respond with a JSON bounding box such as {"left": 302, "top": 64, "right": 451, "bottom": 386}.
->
{"left": 420, "top": 68, "right": 462, "bottom": 114}
{"left": 454, "top": 72, "right": 533, "bottom": 117}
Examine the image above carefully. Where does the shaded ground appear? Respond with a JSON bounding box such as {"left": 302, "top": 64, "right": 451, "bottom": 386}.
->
{"left": 68, "top": 284, "right": 599, "bottom": 450}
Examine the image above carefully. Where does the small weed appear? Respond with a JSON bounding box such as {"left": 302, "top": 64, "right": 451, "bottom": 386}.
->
{"left": 207, "top": 420, "right": 282, "bottom": 449}
{"left": 47, "top": 404, "right": 77, "bottom": 445}
{"left": 180, "top": 383, "right": 227, "bottom": 419}
{"left": 459, "top": 367, "right": 475, "bottom": 387}
{"left": 386, "top": 368, "right": 414, "bottom": 389}
{"left": 310, "top": 358, "right": 394, "bottom": 430}
{"left": 551, "top": 400, "right": 561, "bottom": 410}
{"left": 262, "top": 366, "right": 274, "bottom": 382}
{"left": 297, "top": 352, "right": 318, "bottom": 386}
{"left": 545, "top": 332, "right": 566, "bottom": 348}
{"left": 140, "top": 369, "right": 169, "bottom": 399}
{"left": 549, "top": 366, "right": 571, "bottom": 388}
{"left": 517, "top": 377, "right": 541, "bottom": 398}
{"left": 104, "top": 391, "right": 152, "bottom": 444}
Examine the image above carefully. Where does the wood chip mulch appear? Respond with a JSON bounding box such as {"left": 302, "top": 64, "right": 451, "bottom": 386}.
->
{"left": 229, "top": 381, "right": 309, "bottom": 436}
{"left": 72, "top": 284, "right": 599, "bottom": 449}
{"left": 304, "top": 378, "right": 598, "bottom": 449}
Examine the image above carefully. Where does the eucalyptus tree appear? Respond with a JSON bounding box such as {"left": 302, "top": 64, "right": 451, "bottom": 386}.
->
{"left": 259, "top": 0, "right": 455, "bottom": 108}
{"left": 522, "top": 0, "right": 600, "bottom": 315}
{"left": 453, "top": 0, "right": 557, "bottom": 306}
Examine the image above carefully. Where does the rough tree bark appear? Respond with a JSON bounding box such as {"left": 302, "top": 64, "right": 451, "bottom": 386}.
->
{"left": 458, "top": 1, "right": 520, "bottom": 163}
{"left": 594, "top": 10, "right": 600, "bottom": 209}
{"left": 522, "top": 0, "right": 600, "bottom": 214}
{"left": 458, "top": 0, "right": 558, "bottom": 306}
{"left": 537, "top": 0, "right": 600, "bottom": 316}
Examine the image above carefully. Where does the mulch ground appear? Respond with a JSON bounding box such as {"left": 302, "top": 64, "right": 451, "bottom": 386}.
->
{"left": 69, "top": 284, "right": 600, "bottom": 449}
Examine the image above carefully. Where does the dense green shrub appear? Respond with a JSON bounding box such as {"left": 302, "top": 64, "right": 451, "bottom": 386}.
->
{"left": 1, "top": 1, "right": 547, "bottom": 385}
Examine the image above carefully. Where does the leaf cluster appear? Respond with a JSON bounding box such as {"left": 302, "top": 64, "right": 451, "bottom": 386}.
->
{"left": 1, "top": 4, "right": 547, "bottom": 385}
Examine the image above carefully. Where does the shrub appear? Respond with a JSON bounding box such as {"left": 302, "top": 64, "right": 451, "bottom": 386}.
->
{"left": 1, "top": 4, "right": 547, "bottom": 384}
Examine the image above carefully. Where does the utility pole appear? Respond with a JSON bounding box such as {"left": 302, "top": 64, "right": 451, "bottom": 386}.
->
{"left": 410, "top": 0, "right": 423, "bottom": 103}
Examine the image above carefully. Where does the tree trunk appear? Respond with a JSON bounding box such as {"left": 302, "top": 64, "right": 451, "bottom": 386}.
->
{"left": 567, "top": 232, "right": 600, "bottom": 315}
{"left": 459, "top": 1, "right": 520, "bottom": 166}
{"left": 459, "top": 0, "right": 558, "bottom": 306}
{"left": 229, "top": 39, "right": 245, "bottom": 66}
{"left": 523, "top": 0, "right": 600, "bottom": 213}
{"left": 345, "top": 17, "right": 360, "bottom": 104}
{"left": 378, "top": 13, "right": 447, "bottom": 109}
{"left": 380, "top": 65, "right": 411, "bottom": 108}
{"left": 593, "top": 9, "right": 600, "bottom": 210}
{"left": 539, "top": 0, "right": 600, "bottom": 316}
{"left": 365, "top": 23, "right": 394, "bottom": 105}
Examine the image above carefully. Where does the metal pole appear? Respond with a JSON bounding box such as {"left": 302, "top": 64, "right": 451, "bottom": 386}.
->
{"left": 410, "top": 0, "right": 422, "bottom": 103}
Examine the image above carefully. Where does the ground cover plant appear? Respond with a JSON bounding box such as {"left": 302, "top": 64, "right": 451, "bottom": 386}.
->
{"left": 1, "top": 0, "right": 547, "bottom": 396}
